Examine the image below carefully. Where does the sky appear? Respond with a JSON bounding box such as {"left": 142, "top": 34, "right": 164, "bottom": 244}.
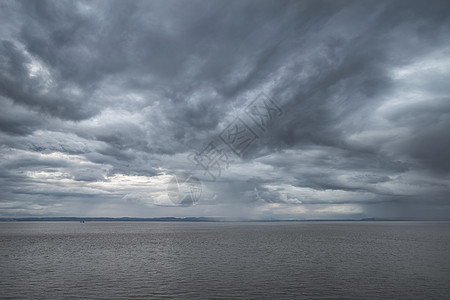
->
{"left": 0, "top": 0, "right": 449, "bottom": 220}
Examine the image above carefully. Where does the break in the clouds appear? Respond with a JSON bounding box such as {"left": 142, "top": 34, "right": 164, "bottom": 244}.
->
{"left": 0, "top": 0, "right": 449, "bottom": 219}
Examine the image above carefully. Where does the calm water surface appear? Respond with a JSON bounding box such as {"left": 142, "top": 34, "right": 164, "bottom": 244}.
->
{"left": 1, "top": 221, "right": 449, "bottom": 299}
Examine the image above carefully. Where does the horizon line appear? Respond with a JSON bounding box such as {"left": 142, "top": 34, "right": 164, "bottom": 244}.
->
{"left": 1, "top": 217, "right": 449, "bottom": 222}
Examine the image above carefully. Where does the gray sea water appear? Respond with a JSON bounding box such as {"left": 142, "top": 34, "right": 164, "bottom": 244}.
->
{"left": 1, "top": 221, "right": 449, "bottom": 299}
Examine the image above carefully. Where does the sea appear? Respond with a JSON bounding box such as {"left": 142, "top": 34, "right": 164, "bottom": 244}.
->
{"left": 1, "top": 221, "right": 449, "bottom": 299}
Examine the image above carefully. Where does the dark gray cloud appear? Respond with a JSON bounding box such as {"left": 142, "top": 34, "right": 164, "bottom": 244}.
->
{"left": 0, "top": 0, "right": 449, "bottom": 219}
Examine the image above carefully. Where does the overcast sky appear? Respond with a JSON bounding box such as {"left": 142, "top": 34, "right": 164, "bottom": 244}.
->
{"left": 0, "top": 0, "right": 449, "bottom": 219}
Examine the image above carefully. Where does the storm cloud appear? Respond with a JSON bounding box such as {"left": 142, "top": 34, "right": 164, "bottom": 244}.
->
{"left": 1, "top": 0, "right": 449, "bottom": 219}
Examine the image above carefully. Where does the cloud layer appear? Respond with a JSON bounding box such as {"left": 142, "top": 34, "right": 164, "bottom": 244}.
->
{"left": 1, "top": 0, "right": 449, "bottom": 219}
